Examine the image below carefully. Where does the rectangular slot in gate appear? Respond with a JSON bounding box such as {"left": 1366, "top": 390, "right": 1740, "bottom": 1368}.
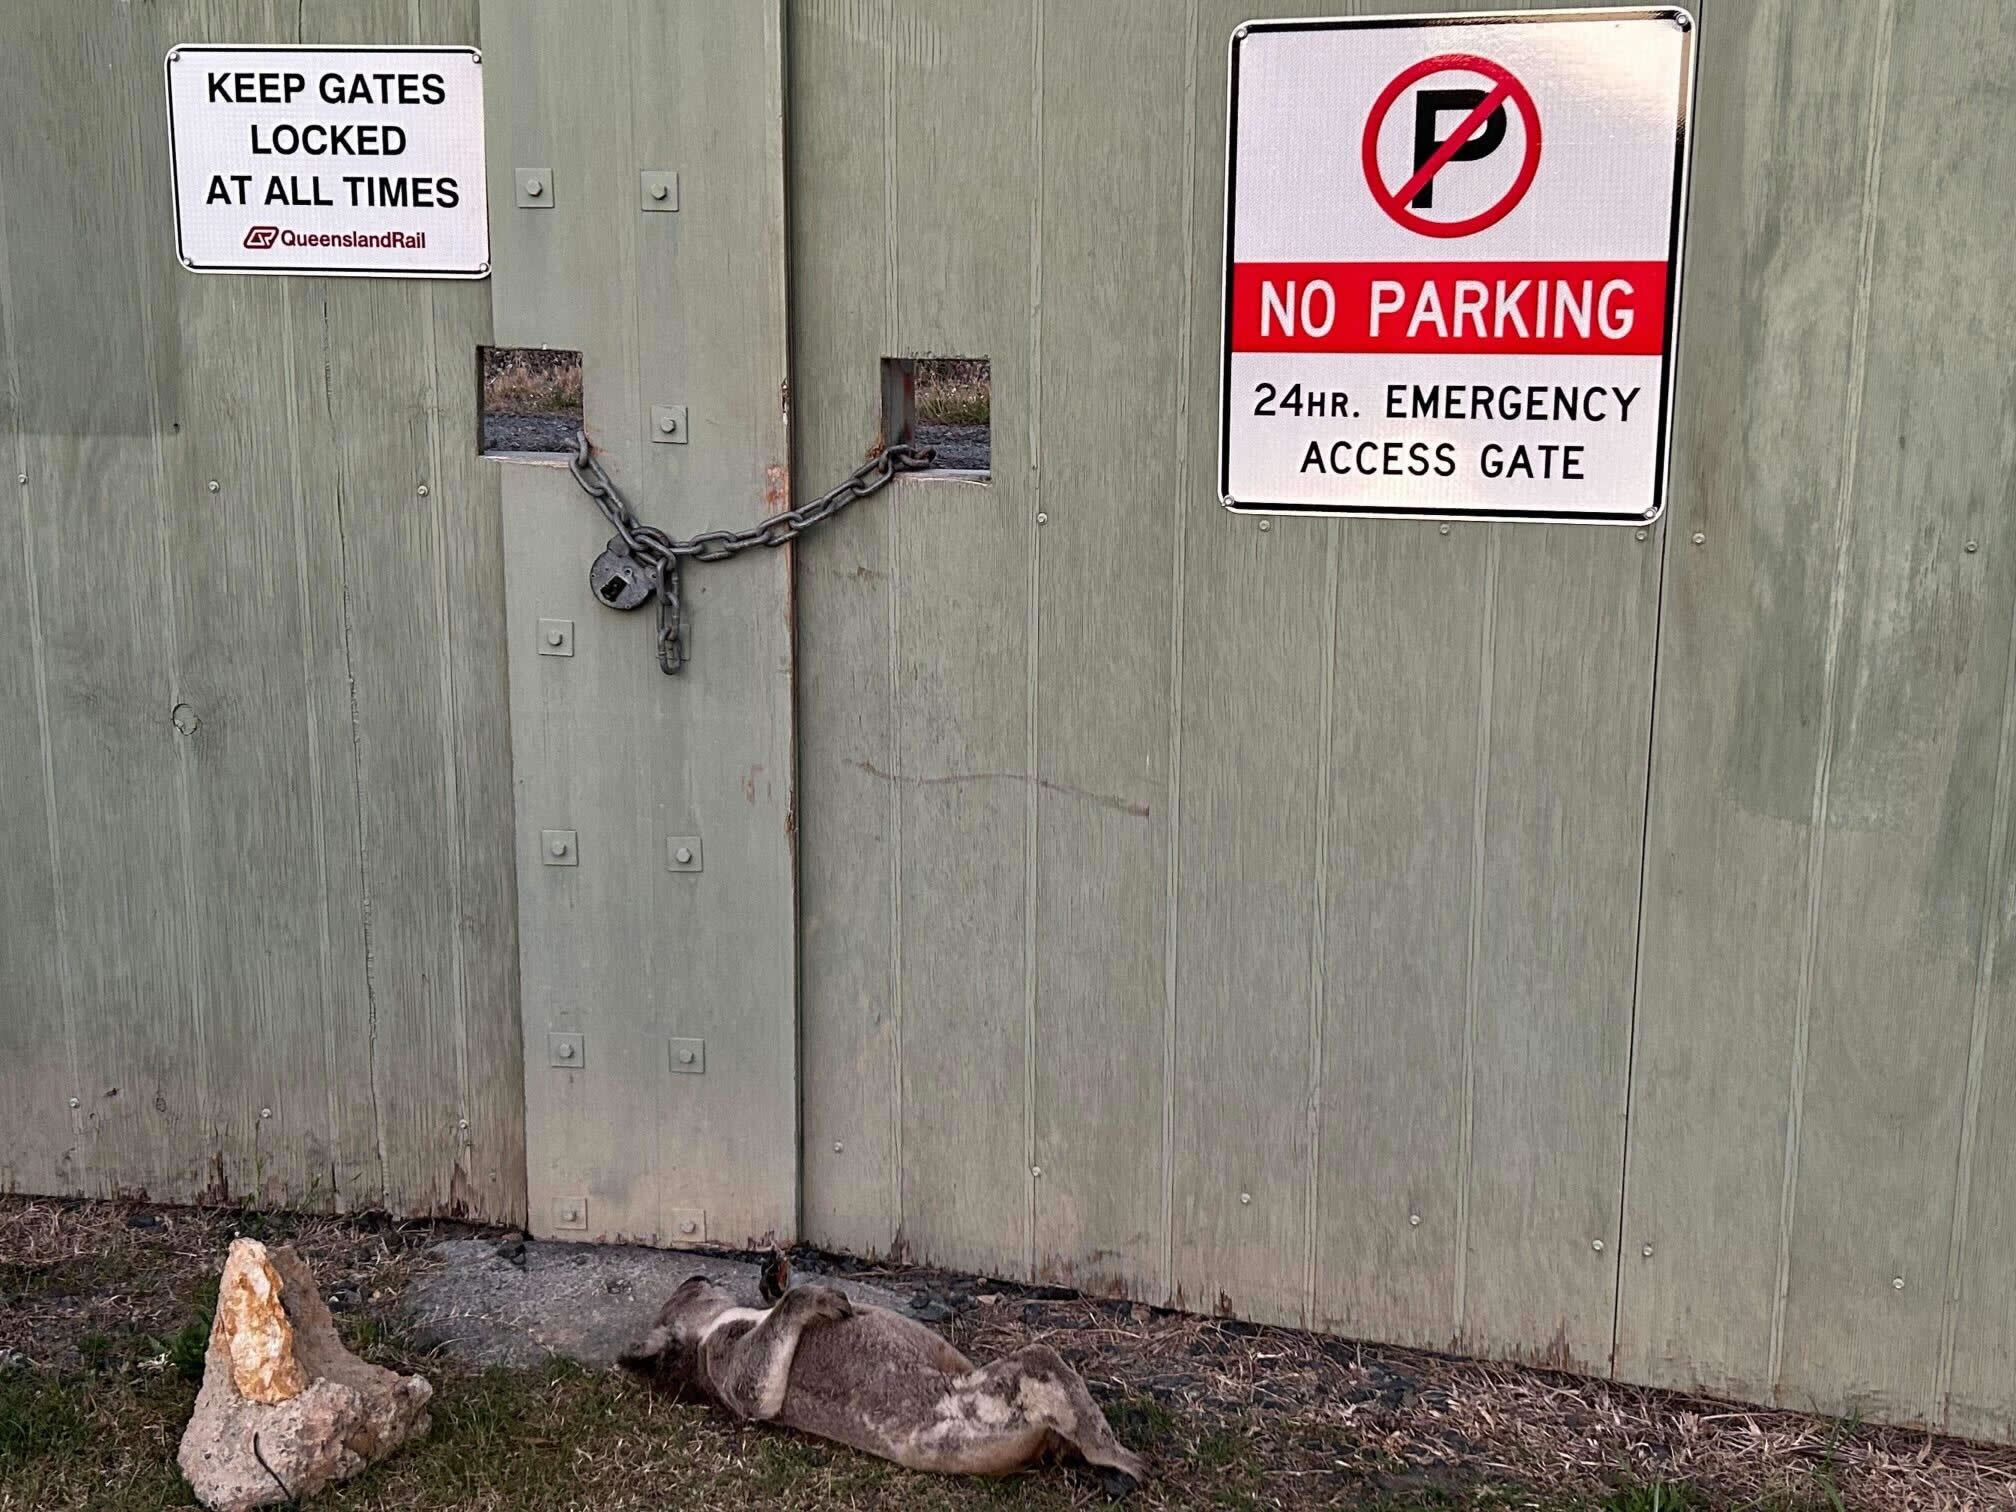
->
{"left": 480, "top": 345, "right": 583, "bottom": 456}
{"left": 882, "top": 356, "right": 989, "bottom": 476}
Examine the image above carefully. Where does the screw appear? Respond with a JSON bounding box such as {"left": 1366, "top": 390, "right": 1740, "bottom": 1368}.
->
{"left": 833, "top": 1141, "right": 844, "bottom": 1153}
{"left": 680, "top": 1220, "right": 698, "bottom": 1236}
{"left": 1239, "top": 1192, "right": 1252, "bottom": 1205}
{"left": 260, "top": 1107, "right": 272, "bottom": 1119}
{"left": 550, "top": 838, "right": 570, "bottom": 857}
{"left": 1634, "top": 529, "right": 1647, "bottom": 541}
{"left": 458, "top": 1118, "right": 468, "bottom": 1130}
{"left": 1031, "top": 1165, "right": 1043, "bottom": 1178}
{"left": 207, "top": 480, "right": 221, "bottom": 493}
{"left": 1892, "top": 1276, "right": 1905, "bottom": 1291}
{"left": 674, "top": 845, "right": 694, "bottom": 865}
{"left": 16, "top": 475, "right": 26, "bottom": 486}
{"left": 651, "top": 181, "right": 670, "bottom": 201}
{"left": 416, "top": 483, "right": 430, "bottom": 497}
{"left": 1691, "top": 532, "right": 1705, "bottom": 545}
{"left": 1439, "top": 523, "right": 1451, "bottom": 535}
{"left": 1642, "top": 1244, "right": 1655, "bottom": 1258}
{"left": 68, "top": 1097, "right": 80, "bottom": 1109}
{"left": 1036, "top": 512, "right": 1049, "bottom": 525}
{"left": 1592, "top": 1239, "right": 1605, "bottom": 1252}
{"left": 525, "top": 178, "right": 544, "bottom": 196}
{"left": 545, "top": 628, "right": 565, "bottom": 647}
{"left": 1409, "top": 1213, "right": 1422, "bottom": 1227}
{"left": 1966, "top": 540, "right": 1980, "bottom": 554}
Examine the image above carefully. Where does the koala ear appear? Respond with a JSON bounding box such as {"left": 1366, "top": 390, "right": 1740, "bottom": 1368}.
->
{"left": 759, "top": 1247, "right": 792, "bottom": 1304}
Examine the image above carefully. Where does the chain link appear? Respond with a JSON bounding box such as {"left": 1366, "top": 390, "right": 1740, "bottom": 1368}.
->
{"left": 567, "top": 431, "right": 935, "bottom": 672}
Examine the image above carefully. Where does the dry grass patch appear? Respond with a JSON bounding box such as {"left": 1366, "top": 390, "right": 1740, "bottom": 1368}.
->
{"left": 5, "top": 1199, "right": 2016, "bottom": 1509}
{"left": 481, "top": 346, "right": 583, "bottom": 417}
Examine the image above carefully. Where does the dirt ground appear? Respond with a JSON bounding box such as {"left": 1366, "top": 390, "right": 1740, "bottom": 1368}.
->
{"left": 4, "top": 1197, "right": 2013, "bottom": 1510}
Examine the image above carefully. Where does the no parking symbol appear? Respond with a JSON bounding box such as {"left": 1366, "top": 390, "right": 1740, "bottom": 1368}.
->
{"left": 1361, "top": 54, "right": 1543, "bottom": 238}
{"left": 1220, "top": 8, "right": 1698, "bottom": 523}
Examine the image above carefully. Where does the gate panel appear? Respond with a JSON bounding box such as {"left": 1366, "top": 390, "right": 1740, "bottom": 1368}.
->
{"left": 486, "top": 0, "right": 797, "bottom": 1246}
{"left": 795, "top": 0, "right": 1655, "bottom": 1367}
{"left": 1621, "top": 0, "right": 2016, "bottom": 1435}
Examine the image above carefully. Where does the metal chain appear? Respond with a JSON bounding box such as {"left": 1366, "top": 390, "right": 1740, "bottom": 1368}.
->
{"left": 567, "top": 431, "right": 936, "bottom": 673}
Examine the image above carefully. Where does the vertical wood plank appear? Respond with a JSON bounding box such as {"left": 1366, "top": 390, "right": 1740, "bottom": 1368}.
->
{"left": 1027, "top": 0, "right": 1189, "bottom": 1296}
{"left": 6, "top": 4, "right": 205, "bottom": 1200}
{"left": 1313, "top": 522, "right": 1484, "bottom": 1346}
{"left": 885, "top": 0, "right": 1038, "bottom": 1276}
{"left": 0, "top": 100, "right": 76, "bottom": 1193}
{"left": 1774, "top": 0, "right": 2016, "bottom": 1425}
{"left": 1617, "top": 0, "right": 1910, "bottom": 1404}
{"left": 488, "top": 0, "right": 796, "bottom": 1246}
{"left": 791, "top": 0, "right": 902, "bottom": 1258}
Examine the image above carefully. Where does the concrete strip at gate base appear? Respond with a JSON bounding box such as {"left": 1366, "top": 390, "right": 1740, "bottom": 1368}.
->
{"left": 404, "top": 1240, "right": 904, "bottom": 1371}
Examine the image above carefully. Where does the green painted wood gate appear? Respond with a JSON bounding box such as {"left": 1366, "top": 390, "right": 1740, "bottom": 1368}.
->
{"left": 2, "top": 0, "right": 2014, "bottom": 1445}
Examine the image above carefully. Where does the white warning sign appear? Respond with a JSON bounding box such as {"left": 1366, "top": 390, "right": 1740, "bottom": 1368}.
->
{"left": 165, "top": 45, "right": 488, "bottom": 279}
{"left": 1219, "top": 9, "right": 1697, "bottom": 523}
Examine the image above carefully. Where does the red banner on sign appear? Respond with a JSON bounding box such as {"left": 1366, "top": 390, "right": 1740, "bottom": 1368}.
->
{"left": 1231, "top": 261, "right": 1668, "bottom": 356}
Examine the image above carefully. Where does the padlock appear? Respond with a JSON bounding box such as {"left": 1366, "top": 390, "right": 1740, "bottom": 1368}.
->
{"left": 588, "top": 539, "right": 655, "bottom": 610}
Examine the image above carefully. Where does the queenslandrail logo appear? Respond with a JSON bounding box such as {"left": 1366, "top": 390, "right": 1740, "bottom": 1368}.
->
{"left": 241, "top": 225, "right": 427, "bottom": 251}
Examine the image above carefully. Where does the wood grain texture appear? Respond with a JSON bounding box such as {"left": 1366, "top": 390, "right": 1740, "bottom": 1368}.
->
{"left": 1773, "top": 0, "right": 2016, "bottom": 1427}
{"left": 487, "top": 0, "right": 796, "bottom": 1247}
{"left": 1027, "top": 0, "right": 1189, "bottom": 1298}
{"left": 790, "top": 0, "right": 903, "bottom": 1258}
{"left": 1617, "top": 0, "right": 1929, "bottom": 1408}
{"left": 0, "top": 0, "right": 520, "bottom": 1219}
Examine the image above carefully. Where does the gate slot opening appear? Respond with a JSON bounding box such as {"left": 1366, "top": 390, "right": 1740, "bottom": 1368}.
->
{"left": 882, "top": 356, "right": 989, "bottom": 477}
{"left": 480, "top": 345, "right": 583, "bottom": 457}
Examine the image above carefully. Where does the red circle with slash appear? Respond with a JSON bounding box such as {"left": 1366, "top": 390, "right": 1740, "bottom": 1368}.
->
{"left": 1361, "top": 53, "right": 1542, "bottom": 238}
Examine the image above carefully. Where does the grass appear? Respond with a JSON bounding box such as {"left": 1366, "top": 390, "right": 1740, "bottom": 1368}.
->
{"left": 3, "top": 1198, "right": 2011, "bottom": 1510}
{"left": 914, "top": 356, "right": 990, "bottom": 425}
{"left": 481, "top": 346, "right": 583, "bottom": 417}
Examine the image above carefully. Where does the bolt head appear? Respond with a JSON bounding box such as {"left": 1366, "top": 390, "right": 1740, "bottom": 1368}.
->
{"left": 680, "top": 1220, "right": 697, "bottom": 1235}
{"left": 549, "top": 839, "right": 569, "bottom": 857}
{"left": 526, "top": 178, "right": 544, "bottom": 195}
{"left": 651, "top": 182, "right": 670, "bottom": 200}
{"left": 558, "top": 1042, "right": 576, "bottom": 1059}
{"left": 658, "top": 416, "right": 677, "bottom": 434}
{"left": 678, "top": 1049, "right": 695, "bottom": 1064}
{"left": 546, "top": 629, "right": 564, "bottom": 646}
{"left": 674, "top": 846, "right": 694, "bottom": 865}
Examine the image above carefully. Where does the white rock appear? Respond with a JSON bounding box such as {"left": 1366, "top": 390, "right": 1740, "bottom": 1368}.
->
{"left": 178, "top": 1239, "right": 431, "bottom": 1511}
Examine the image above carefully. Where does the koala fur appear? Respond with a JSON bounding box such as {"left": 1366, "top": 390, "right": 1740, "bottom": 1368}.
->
{"left": 619, "top": 1267, "right": 1145, "bottom": 1491}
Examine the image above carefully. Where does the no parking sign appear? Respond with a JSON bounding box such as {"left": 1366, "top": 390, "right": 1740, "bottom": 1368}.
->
{"left": 1220, "top": 9, "right": 1697, "bottom": 522}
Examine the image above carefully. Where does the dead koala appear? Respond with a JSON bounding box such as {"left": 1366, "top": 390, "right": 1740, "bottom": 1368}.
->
{"left": 619, "top": 1256, "right": 1145, "bottom": 1494}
